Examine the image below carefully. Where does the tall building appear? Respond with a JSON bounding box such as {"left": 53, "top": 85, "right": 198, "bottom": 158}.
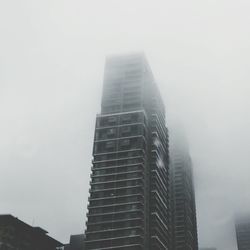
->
{"left": 235, "top": 215, "right": 250, "bottom": 250}
{"left": 170, "top": 131, "right": 198, "bottom": 250}
{"left": 84, "top": 53, "right": 171, "bottom": 250}
{"left": 0, "top": 214, "right": 63, "bottom": 250}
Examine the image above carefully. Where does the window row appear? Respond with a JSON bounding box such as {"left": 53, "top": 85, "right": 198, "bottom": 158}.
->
{"left": 88, "top": 194, "right": 143, "bottom": 207}
{"left": 91, "top": 179, "right": 143, "bottom": 191}
{"left": 86, "top": 218, "right": 142, "bottom": 232}
{"left": 93, "top": 137, "right": 146, "bottom": 154}
{"left": 86, "top": 227, "right": 142, "bottom": 241}
{"left": 89, "top": 203, "right": 143, "bottom": 215}
{"left": 95, "top": 124, "right": 146, "bottom": 140}
{"left": 90, "top": 186, "right": 143, "bottom": 199}
{"left": 94, "top": 148, "right": 144, "bottom": 162}
{"left": 85, "top": 235, "right": 143, "bottom": 250}
{"left": 91, "top": 172, "right": 144, "bottom": 183}
{"left": 92, "top": 164, "right": 143, "bottom": 176}
{"left": 96, "top": 112, "right": 146, "bottom": 127}
{"left": 87, "top": 211, "right": 144, "bottom": 224}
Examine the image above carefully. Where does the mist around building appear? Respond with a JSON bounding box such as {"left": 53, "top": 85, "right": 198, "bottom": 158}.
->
{"left": 1, "top": 53, "right": 249, "bottom": 250}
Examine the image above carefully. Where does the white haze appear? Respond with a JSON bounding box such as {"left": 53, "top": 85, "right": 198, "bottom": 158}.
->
{"left": 1, "top": 1, "right": 250, "bottom": 249}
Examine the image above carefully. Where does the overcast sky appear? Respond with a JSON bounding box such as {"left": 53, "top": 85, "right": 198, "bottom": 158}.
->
{"left": 1, "top": 1, "right": 250, "bottom": 249}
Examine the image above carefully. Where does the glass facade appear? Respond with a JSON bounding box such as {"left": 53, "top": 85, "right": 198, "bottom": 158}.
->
{"left": 170, "top": 135, "right": 198, "bottom": 250}
{"left": 84, "top": 53, "right": 171, "bottom": 250}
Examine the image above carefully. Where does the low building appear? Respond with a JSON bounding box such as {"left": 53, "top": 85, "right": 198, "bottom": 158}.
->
{"left": 0, "top": 214, "right": 63, "bottom": 250}
{"left": 64, "top": 234, "right": 85, "bottom": 250}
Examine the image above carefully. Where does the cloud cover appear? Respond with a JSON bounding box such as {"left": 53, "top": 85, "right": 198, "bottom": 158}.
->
{"left": 1, "top": 1, "right": 250, "bottom": 249}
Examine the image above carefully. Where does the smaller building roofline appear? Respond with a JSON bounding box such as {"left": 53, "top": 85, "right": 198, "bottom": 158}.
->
{"left": 0, "top": 214, "right": 63, "bottom": 246}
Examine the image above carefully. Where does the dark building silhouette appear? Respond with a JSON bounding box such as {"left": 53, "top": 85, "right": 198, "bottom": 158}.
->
{"left": 64, "top": 234, "right": 85, "bottom": 250}
{"left": 170, "top": 131, "right": 198, "bottom": 250}
{"left": 235, "top": 216, "right": 250, "bottom": 250}
{"left": 0, "top": 214, "right": 63, "bottom": 250}
{"left": 84, "top": 53, "right": 171, "bottom": 250}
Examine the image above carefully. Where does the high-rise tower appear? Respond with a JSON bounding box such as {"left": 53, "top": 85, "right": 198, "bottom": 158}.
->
{"left": 170, "top": 131, "right": 198, "bottom": 250}
{"left": 235, "top": 215, "right": 250, "bottom": 250}
{"left": 84, "top": 53, "right": 171, "bottom": 250}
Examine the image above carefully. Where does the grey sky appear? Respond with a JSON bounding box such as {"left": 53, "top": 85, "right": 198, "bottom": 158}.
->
{"left": 1, "top": 1, "right": 250, "bottom": 249}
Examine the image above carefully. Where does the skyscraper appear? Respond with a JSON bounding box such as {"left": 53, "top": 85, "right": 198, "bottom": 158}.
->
{"left": 84, "top": 53, "right": 171, "bottom": 250}
{"left": 235, "top": 215, "right": 250, "bottom": 250}
{"left": 170, "top": 131, "right": 198, "bottom": 250}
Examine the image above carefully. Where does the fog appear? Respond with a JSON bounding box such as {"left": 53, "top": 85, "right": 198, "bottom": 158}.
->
{"left": 1, "top": 1, "right": 250, "bottom": 249}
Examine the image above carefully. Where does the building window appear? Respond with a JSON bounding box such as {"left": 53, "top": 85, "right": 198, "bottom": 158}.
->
{"left": 106, "top": 141, "right": 115, "bottom": 148}
{"left": 120, "top": 139, "right": 130, "bottom": 146}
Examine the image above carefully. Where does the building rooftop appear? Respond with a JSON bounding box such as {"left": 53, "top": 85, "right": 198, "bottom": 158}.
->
{"left": 0, "top": 214, "right": 63, "bottom": 247}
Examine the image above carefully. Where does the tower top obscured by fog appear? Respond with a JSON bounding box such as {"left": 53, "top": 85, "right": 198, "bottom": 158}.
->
{"left": 170, "top": 128, "right": 198, "bottom": 250}
{"left": 84, "top": 53, "right": 171, "bottom": 250}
